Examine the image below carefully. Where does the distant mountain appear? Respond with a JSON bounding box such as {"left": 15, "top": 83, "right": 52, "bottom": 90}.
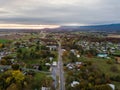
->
{"left": 57, "top": 23, "right": 120, "bottom": 32}
{"left": 0, "top": 23, "right": 120, "bottom": 33}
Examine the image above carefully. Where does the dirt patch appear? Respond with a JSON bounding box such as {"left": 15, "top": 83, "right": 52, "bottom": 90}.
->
{"left": 107, "top": 34, "right": 120, "bottom": 38}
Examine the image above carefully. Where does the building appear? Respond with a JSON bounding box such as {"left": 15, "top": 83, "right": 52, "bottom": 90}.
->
{"left": 97, "top": 53, "right": 108, "bottom": 58}
{"left": 41, "top": 87, "right": 50, "bottom": 90}
{"left": 71, "top": 81, "right": 80, "bottom": 87}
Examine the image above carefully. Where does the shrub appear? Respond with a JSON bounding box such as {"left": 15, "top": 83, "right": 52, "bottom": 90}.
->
{"left": 12, "top": 64, "right": 20, "bottom": 70}
{"left": 94, "top": 84, "right": 112, "bottom": 90}
{"left": 106, "top": 60, "right": 113, "bottom": 64}
{"left": 110, "top": 65, "right": 119, "bottom": 73}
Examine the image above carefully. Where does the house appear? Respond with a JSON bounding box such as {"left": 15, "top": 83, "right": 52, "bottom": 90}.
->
{"left": 71, "top": 81, "right": 80, "bottom": 87}
{"left": 75, "top": 62, "right": 83, "bottom": 70}
{"left": 70, "top": 49, "right": 75, "bottom": 53}
{"left": 66, "top": 63, "right": 74, "bottom": 70}
{"left": 70, "top": 49, "right": 77, "bottom": 55}
{"left": 52, "top": 61, "right": 57, "bottom": 66}
{"left": 49, "top": 57, "right": 53, "bottom": 61}
{"left": 62, "top": 49, "right": 66, "bottom": 52}
{"left": 75, "top": 62, "right": 82, "bottom": 65}
{"left": 45, "top": 63, "right": 51, "bottom": 66}
{"left": 97, "top": 53, "right": 108, "bottom": 58}
{"left": 32, "top": 64, "right": 39, "bottom": 69}
{"left": 41, "top": 87, "right": 50, "bottom": 90}
{"left": 46, "top": 45, "right": 57, "bottom": 51}
{"left": 108, "top": 84, "right": 115, "bottom": 90}
{"left": 77, "top": 54, "right": 80, "bottom": 58}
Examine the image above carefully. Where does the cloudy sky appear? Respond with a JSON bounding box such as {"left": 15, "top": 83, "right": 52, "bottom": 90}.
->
{"left": 0, "top": 0, "right": 120, "bottom": 28}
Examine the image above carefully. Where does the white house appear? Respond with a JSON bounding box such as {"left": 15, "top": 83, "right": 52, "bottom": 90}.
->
{"left": 71, "top": 81, "right": 80, "bottom": 87}
{"left": 108, "top": 84, "right": 115, "bottom": 90}
{"left": 41, "top": 87, "right": 50, "bottom": 90}
{"left": 97, "top": 53, "right": 108, "bottom": 58}
{"left": 77, "top": 54, "right": 80, "bottom": 58}
{"left": 52, "top": 61, "right": 57, "bottom": 66}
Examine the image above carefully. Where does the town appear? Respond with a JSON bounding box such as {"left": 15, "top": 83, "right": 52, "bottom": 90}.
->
{"left": 0, "top": 31, "right": 120, "bottom": 90}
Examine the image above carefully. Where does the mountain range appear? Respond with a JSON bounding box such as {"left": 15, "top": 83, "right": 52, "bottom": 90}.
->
{"left": 57, "top": 23, "right": 120, "bottom": 32}
{"left": 0, "top": 23, "right": 120, "bottom": 33}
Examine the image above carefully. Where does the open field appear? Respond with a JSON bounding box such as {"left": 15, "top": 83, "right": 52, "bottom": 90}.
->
{"left": 107, "top": 34, "right": 120, "bottom": 38}
{"left": 79, "top": 56, "right": 120, "bottom": 89}
{"left": 0, "top": 39, "right": 10, "bottom": 44}
{"left": 77, "top": 56, "right": 120, "bottom": 75}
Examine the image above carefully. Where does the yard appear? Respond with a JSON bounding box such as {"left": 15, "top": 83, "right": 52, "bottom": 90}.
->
{"left": 78, "top": 56, "right": 120, "bottom": 89}
{"left": 0, "top": 39, "right": 10, "bottom": 44}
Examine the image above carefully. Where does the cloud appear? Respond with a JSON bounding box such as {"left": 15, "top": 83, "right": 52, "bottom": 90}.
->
{"left": 0, "top": 0, "right": 120, "bottom": 25}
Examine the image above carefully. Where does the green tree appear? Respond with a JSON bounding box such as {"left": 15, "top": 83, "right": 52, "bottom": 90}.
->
{"left": 12, "top": 64, "right": 20, "bottom": 70}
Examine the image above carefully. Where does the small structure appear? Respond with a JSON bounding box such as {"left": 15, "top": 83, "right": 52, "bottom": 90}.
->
{"left": 77, "top": 54, "right": 80, "bottom": 58}
{"left": 32, "top": 64, "right": 39, "bottom": 69}
{"left": 97, "top": 53, "right": 108, "bottom": 58}
{"left": 45, "top": 63, "right": 51, "bottom": 66}
{"left": 66, "top": 63, "right": 74, "bottom": 70}
{"left": 49, "top": 57, "right": 53, "bottom": 61}
{"left": 62, "top": 49, "right": 66, "bottom": 52}
{"left": 52, "top": 61, "right": 57, "bottom": 66}
{"left": 108, "top": 84, "right": 115, "bottom": 90}
{"left": 75, "top": 62, "right": 82, "bottom": 69}
{"left": 71, "top": 81, "right": 80, "bottom": 87}
{"left": 70, "top": 49, "right": 76, "bottom": 55}
{"left": 41, "top": 87, "right": 50, "bottom": 90}
{"left": 46, "top": 45, "right": 57, "bottom": 51}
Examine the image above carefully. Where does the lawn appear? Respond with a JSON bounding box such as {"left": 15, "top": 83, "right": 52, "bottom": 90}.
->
{"left": 78, "top": 56, "right": 120, "bottom": 76}
{"left": 23, "top": 59, "right": 42, "bottom": 64}
{"left": 0, "top": 39, "right": 10, "bottom": 44}
{"left": 113, "top": 50, "right": 120, "bottom": 55}
{"left": 78, "top": 56, "right": 120, "bottom": 89}
{"left": 34, "top": 72, "right": 46, "bottom": 80}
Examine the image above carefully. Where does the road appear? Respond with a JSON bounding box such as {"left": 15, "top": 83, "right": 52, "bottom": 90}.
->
{"left": 51, "top": 66, "right": 58, "bottom": 88}
{"left": 58, "top": 42, "right": 65, "bottom": 90}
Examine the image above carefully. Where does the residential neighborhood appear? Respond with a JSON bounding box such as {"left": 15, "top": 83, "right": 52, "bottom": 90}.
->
{"left": 0, "top": 31, "right": 120, "bottom": 90}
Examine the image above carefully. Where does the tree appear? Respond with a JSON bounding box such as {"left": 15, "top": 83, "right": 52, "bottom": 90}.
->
{"left": 94, "top": 84, "right": 112, "bottom": 90}
{"left": 12, "top": 70, "right": 25, "bottom": 83}
{"left": 0, "top": 70, "right": 25, "bottom": 90}
{"left": 110, "top": 65, "right": 119, "bottom": 73}
{"left": 17, "top": 48, "right": 22, "bottom": 54}
{"left": 0, "top": 43, "right": 4, "bottom": 48}
{"left": 31, "top": 73, "right": 53, "bottom": 90}
{"left": 12, "top": 64, "right": 20, "bottom": 70}
{"left": 35, "top": 40, "right": 41, "bottom": 51}
{"left": 0, "top": 59, "right": 7, "bottom": 65}
{"left": 6, "top": 83, "right": 19, "bottom": 90}
{"left": 69, "top": 52, "right": 78, "bottom": 62}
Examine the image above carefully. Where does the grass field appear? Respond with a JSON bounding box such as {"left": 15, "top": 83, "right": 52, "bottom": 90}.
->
{"left": 79, "top": 56, "right": 120, "bottom": 75}
{"left": 0, "top": 39, "right": 10, "bottom": 44}
{"left": 113, "top": 50, "right": 120, "bottom": 55}
{"left": 78, "top": 56, "right": 120, "bottom": 89}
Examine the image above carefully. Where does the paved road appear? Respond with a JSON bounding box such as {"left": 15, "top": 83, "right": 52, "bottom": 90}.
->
{"left": 58, "top": 42, "right": 65, "bottom": 90}
{"left": 51, "top": 66, "right": 58, "bottom": 88}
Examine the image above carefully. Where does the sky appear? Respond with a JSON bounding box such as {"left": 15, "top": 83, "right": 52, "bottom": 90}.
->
{"left": 0, "top": 0, "right": 120, "bottom": 28}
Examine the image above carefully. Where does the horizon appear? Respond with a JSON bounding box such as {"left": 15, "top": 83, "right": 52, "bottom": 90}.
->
{"left": 0, "top": 23, "right": 120, "bottom": 29}
{"left": 0, "top": 24, "right": 60, "bottom": 29}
